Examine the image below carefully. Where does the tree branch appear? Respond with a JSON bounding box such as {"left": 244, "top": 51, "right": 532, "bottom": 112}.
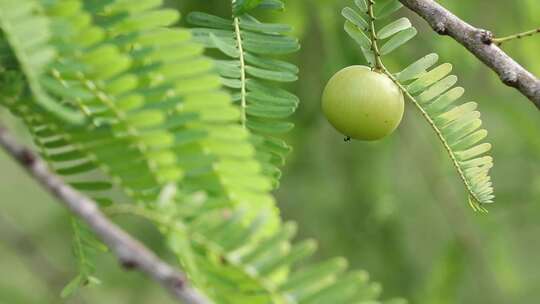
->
{"left": 398, "top": 0, "right": 540, "bottom": 109}
{"left": 0, "top": 123, "right": 209, "bottom": 304}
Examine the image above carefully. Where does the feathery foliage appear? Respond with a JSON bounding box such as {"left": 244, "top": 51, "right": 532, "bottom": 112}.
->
{"left": 0, "top": 0, "right": 401, "bottom": 303}
{"left": 187, "top": 1, "right": 300, "bottom": 186}
{"left": 343, "top": 0, "right": 494, "bottom": 211}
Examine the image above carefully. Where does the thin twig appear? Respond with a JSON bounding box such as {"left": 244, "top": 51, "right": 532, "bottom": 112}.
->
{"left": 493, "top": 28, "right": 540, "bottom": 46}
{"left": 0, "top": 123, "right": 209, "bottom": 304}
{"left": 398, "top": 0, "right": 540, "bottom": 109}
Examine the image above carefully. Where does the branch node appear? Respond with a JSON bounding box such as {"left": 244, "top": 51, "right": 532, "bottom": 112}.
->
{"left": 20, "top": 150, "right": 36, "bottom": 166}
{"left": 434, "top": 22, "right": 447, "bottom": 35}
{"left": 172, "top": 277, "right": 185, "bottom": 289}
{"left": 479, "top": 29, "right": 493, "bottom": 44}
{"left": 501, "top": 70, "right": 519, "bottom": 86}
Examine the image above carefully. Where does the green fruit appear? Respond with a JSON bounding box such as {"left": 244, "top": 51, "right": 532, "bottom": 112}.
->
{"left": 322, "top": 65, "right": 404, "bottom": 141}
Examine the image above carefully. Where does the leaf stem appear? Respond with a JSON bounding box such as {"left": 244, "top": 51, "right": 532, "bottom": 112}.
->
{"left": 233, "top": 17, "right": 247, "bottom": 127}
{"left": 492, "top": 27, "right": 540, "bottom": 46}
{"left": 367, "top": 0, "right": 384, "bottom": 72}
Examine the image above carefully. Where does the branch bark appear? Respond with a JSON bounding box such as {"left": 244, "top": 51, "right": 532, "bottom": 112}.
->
{"left": 0, "top": 123, "right": 209, "bottom": 304}
{"left": 398, "top": 0, "right": 540, "bottom": 109}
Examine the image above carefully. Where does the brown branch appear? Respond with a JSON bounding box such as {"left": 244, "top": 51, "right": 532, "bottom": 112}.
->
{"left": 0, "top": 123, "right": 209, "bottom": 304}
{"left": 398, "top": 0, "right": 540, "bottom": 109}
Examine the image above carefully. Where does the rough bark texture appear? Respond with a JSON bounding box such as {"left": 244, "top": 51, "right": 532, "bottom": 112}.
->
{"left": 399, "top": 0, "right": 540, "bottom": 109}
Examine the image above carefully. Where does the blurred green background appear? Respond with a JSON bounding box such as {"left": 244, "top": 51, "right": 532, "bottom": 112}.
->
{"left": 1, "top": 0, "right": 539, "bottom": 303}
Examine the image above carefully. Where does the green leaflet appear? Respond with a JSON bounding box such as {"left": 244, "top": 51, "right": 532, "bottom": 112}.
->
{"left": 233, "top": 0, "right": 284, "bottom": 15}
{"left": 379, "top": 27, "right": 417, "bottom": 55}
{"left": 378, "top": 17, "right": 412, "bottom": 39}
{"left": 395, "top": 53, "right": 440, "bottom": 82}
{"left": 342, "top": 7, "right": 369, "bottom": 30}
{"left": 375, "top": 0, "right": 403, "bottom": 19}
{"left": 355, "top": 0, "right": 368, "bottom": 12}
{"left": 407, "top": 63, "right": 453, "bottom": 94}
{"left": 344, "top": 21, "right": 371, "bottom": 50}
{"left": 257, "top": 0, "right": 285, "bottom": 11}
{"left": 342, "top": 0, "right": 494, "bottom": 211}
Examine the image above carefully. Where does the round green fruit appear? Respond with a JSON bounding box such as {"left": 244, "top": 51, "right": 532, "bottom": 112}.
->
{"left": 322, "top": 65, "right": 404, "bottom": 141}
